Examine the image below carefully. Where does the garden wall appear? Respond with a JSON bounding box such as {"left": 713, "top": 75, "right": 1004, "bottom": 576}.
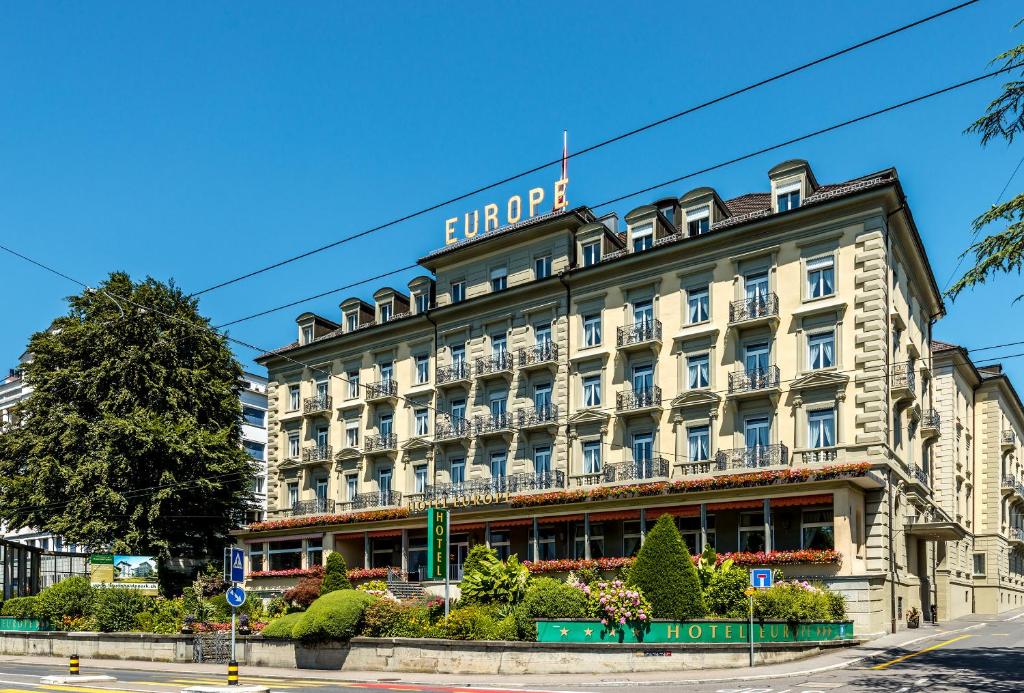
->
{"left": 0, "top": 631, "right": 860, "bottom": 673}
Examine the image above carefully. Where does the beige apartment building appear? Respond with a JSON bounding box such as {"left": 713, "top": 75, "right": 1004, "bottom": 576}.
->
{"left": 238, "top": 158, "right": 1022, "bottom": 636}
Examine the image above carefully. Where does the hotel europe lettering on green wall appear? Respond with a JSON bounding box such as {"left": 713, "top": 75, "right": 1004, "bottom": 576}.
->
{"left": 536, "top": 620, "right": 854, "bottom": 644}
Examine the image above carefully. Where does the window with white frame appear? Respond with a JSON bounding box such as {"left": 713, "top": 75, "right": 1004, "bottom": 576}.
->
{"left": 415, "top": 408, "right": 429, "bottom": 436}
{"left": 288, "top": 385, "right": 300, "bottom": 411}
{"left": 808, "top": 330, "right": 835, "bottom": 370}
{"left": 583, "top": 374, "right": 601, "bottom": 407}
{"left": 414, "top": 465, "right": 428, "bottom": 494}
{"left": 583, "top": 440, "right": 602, "bottom": 474}
{"left": 451, "top": 344, "right": 466, "bottom": 368}
{"left": 306, "top": 538, "right": 323, "bottom": 567}
{"left": 415, "top": 292, "right": 430, "bottom": 313}
{"left": 269, "top": 538, "right": 301, "bottom": 570}
{"left": 302, "top": 325, "right": 314, "bottom": 344}
{"left": 490, "top": 267, "right": 507, "bottom": 292}
{"left": 535, "top": 323, "right": 551, "bottom": 346}
{"left": 808, "top": 408, "right": 836, "bottom": 449}
{"left": 287, "top": 432, "right": 300, "bottom": 458}
{"left": 687, "top": 353, "right": 710, "bottom": 389}
{"left": 623, "top": 520, "right": 643, "bottom": 557}
{"left": 801, "top": 508, "right": 834, "bottom": 549}
{"left": 380, "top": 303, "right": 393, "bottom": 322}
{"left": 248, "top": 544, "right": 265, "bottom": 573}
{"left": 686, "top": 205, "right": 710, "bottom": 236}
{"left": 346, "top": 312, "right": 358, "bottom": 331}
{"left": 776, "top": 180, "right": 801, "bottom": 211}
{"left": 582, "top": 241, "right": 601, "bottom": 266}
{"left": 315, "top": 377, "right": 328, "bottom": 400}
{"left": 345, "top": 421, "right": 359, "bottom": 448}
{"left": 574, "top": 521, "right": 605, "bottom": 559}
{"left": 451, "top": 398, "right": 466, "bottom": 422}
{"left": 450, "top": 458, "right": 466, "bottom": 486}
{"left": 631, "top": 223, "right": 653, "bottom": 252}
{"left": 806, "top": 255, "right": 835, "bottom": 298}
{"left": 379, "top": 362, "right": 393, "bottom": 384}
{"left": 490, "top": 452, "right": 507, "bottom": 480}
{"left": 688, "top": 425, "right": 710, "bottom": 462}
{"left": 583, "top": 313, "right": 601, "bottom": 347}
{"left": 534, "top": 446, "right": 551, "bottom": 476}
{"left": 687, "top": 287, "right": 709, "bottom": 324}
{"left": 535, "top": 255, "right": 552, "bottom": 279}
{"left": 491, "top": 333, "right": 507, "bottom": 357}
{"left": 451, "top": 281, "right": 465, "bottom": 303}
{"left": 678, "top": 515, "right": 716, "bottom": 554}
{"left": 973, "top": 553, "right": 986, "bottom": 576}
{"left": 738, "top": 512, "right": 767, "bottom": 552}
{"left": 286, "top": 483, "right": 299, "bottom": 508}
{"left": 530, "top": 526, "right": 557, "bottom": 561}
{"left": 416, "top": 354, "right": 429, "bottom": 384}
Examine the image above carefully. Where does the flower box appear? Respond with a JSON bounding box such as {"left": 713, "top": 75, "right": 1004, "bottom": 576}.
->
{"left": 535, "top": 618, "right": 854, "bottom": 644}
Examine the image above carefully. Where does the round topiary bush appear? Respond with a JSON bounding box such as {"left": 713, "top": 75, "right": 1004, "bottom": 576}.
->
{"left": 627, "top": 514, "right": 706, "bottom": 620}
{"left": 1, "top": 596, "right": 40, "bottom": 619}
{"left": 320, "top": 552, "right": 352, "bottom": 594}
{"left": 518, "top": 577, "right": 589, "bottom": 641}
{"left": 37, "top": 576, "right": 94, "bottom": 626}
{"left": 291, "top": 589, "right": 374, "bottom": 643}
{"left": 261, "top": 611, "right": 304, "bottom": 639}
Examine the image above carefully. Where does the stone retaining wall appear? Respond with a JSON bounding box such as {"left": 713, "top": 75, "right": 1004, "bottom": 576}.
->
{"left": 0, "top": 631, "right": 860, "bottom": 674}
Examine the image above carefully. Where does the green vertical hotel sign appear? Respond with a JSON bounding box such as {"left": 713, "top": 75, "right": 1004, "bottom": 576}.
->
{"left": 427, "top": 507, "right": 448, "bottom": 579}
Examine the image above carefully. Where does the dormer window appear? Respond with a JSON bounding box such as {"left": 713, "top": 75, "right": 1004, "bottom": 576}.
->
{"left": 452, "top": 281, "right": 465, "bottom": 304}
{"left": 777, "top": 181, "right": 801, "bottom": 211}
{"left": 380, "top": 303, "right": 393, "bottom": 322}
{"left": 490, "top": 267, "right": 507, "bottom": 292}
{"left": 658, "top": 204, "right": 677, "bottom": 229}
{"left": 415, "top": 293, "right": 430, "bottom": 313}
{"left": 301, "top": 325, "right": 314, "bottom": 345}
{"left": 582, "top": 241, "right": 601, "bottom": 267}
{"left": 686, "top": 206, "right": 710, "bottom": 236}
{"left": 631, "top": 223, "right": 653, "bottom": 252}
{"left": 345, "top": 312, "right": 358, "bottom": 332}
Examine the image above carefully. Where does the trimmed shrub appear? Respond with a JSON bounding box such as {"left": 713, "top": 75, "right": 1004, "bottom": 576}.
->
{"left": 627, "top": 514, "right": 706, "bottom": 619}
{"left": 283, "top": 575, "right": 323, "bottom": 609}
{"left": 1, "top": 596, "right": 40, "bottom": 619}
{"left": 37, "top": 576, "right": 94, "bottom": 625}
{"left": 752, "top": 580, "right": 841, "bottom": 622}
{"left": 518, "top": 577, "right": 588, "bottom": 641}
{"left": 135, "top": 597, "right": 185, "bottom": 634}
{"left": 826, "top": 590, "right": 847, "bottom": 621}
{"left": 321, "top": 553, "right": 352, "bottom": 594}
{"left": 360, "top": 598, "right": 433, "bottom": 638}
{"left": 704, "top": 567, "right": 749, "bottom": 618}
{"left": 91, "top": 588, "right": 150, "bottom": 632}
{"left": 261, "top": 611, "right": 304, "bottom": 639}
{"left": 442, "top": 604, "right": 502, "bottom": 640}
{"left": 291, "top": 589, "right": 374, "bottom": 643}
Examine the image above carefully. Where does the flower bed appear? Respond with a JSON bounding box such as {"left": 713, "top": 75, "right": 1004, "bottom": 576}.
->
{"left": 522, "top": 550, "right": 841, "bottom": 575}
{"left": 248, "top": 506, "right": 411, "bottom": 533}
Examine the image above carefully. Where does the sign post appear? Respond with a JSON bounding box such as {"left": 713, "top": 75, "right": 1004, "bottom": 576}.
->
{"left": 224, "top": 546, "right": 246, "bottom": 682}
{"left": 427, "top": 507, "right": 450, "bottom": 619}
{"left": 748, "top": 569, "right": 773, "bottom": 667}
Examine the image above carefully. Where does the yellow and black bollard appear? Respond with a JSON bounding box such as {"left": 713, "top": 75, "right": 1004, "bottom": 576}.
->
{"left": 69, "top": 654, "right": 80, "bottom": 676}
{"left": 226, "top": 660, "right": 239, "bottom": 686}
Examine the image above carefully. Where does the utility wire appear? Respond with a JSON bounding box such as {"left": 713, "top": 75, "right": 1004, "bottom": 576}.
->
{"left": 188, "top": 0, "right": 984, "bottom": 297}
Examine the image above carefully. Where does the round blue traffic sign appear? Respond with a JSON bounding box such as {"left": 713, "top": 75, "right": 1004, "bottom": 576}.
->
{"left": 226, "top": 585, "right": 246, "bottom": 608}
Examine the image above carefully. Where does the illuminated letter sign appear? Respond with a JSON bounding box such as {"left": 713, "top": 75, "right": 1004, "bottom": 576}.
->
{"left": 427, "top": 507, "right": 449, "bottom": 580}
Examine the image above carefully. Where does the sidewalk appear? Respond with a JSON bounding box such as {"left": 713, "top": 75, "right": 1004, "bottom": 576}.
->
{"left": 1, "top": 612, "right": 1019, "bottom": 689}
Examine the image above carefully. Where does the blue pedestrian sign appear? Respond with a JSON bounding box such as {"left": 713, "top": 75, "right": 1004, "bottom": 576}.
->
{"left": 226, "top": 585, "right": 246, "bottom": 608}
{"left": 750, "top": 568, "right": 773, "bottom": 589}
{"left": 228, "top": 546, "right": 245, "bottom": 583}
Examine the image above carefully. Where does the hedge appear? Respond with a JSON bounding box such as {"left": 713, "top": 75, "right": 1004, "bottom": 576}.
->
{"left": 261, "top": 611, "right": 304, "bottom": 639}
{"left": 628, "top": 514, "right": 705, "bottom": 619}
{"left": 291, "top": 589, "right": 373, "bottom": 643}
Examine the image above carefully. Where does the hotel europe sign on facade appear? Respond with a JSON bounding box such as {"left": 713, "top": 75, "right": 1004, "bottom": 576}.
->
{"left": 444, "top": 177, "right": 569, "bottom": 245}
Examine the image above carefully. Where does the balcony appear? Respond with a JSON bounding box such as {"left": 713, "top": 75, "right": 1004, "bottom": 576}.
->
{"left": 921, "top": 409, "right": 941, "bottom": 439}
{"left": 423, "top": 471, "right": 565, "bottom": 501}
{"left": 907, "top": 463, "right": 930, "bottom": 488}
{"left": 303, "top": 394, "right": 332, "bottom": 416}
{"left": 728, "top": 293, "right": 779, "bottom": 327}
{"left": 1010, "top": 527, "right": 1024, "bottom": 546}
{"left": 727, "top": 366, "right": 781, "bottom": 398}
{"left": 715, "top": 444, "right": 789, "bottom": 470}
{"left": 289, "top": 498, "right": 335, "bottom": 516}
{"left": 364, "top": 432, "right": 398, "bottom": 453}
{"left": 302, "top": 445, "right": 333, "bottom": 464}
{"left": 678, "top": 459, "right": 714, "bottom": 476}
{"left": 475, "top": 412, "right": 516, "bottom": 437}
{"left": 1002, "top": 429, "right": 1016, "bottom": 450}
{"left": 476, "top": 352, "right": 514, "bottom": 379}
{"left": 365, "top": 379, "right": 398, "bottom": 402}
{"left": 616, "top": 320, "right": 663, "bottom": 351}
{"left": 890, "top": 362, "right": 916, "bottom": 402}
{"left": 1003, "top": 475, "right": 1024, "bottom": 498}
{"left": 516, "top": 405, "right": 559, "bottom": 430}
{"left": 616, "top": 386, "right": 662, "bottom": 415}
{"left": 800, "top": 447, "right": 839, "bottom": 464}
{"left": 605, "top": 458, "right": 670, "bottom": 482}
{"left": 434, "top": 417, "right": 472, "bottom": 442}
{"left": 436, "top": 362, "right": 472, "bottom": 388}
{"left": 338, "top": 491, "right": 403, "bottom": 511}
{"left": 519, "top": 342, "right": 559, "bottom": 371}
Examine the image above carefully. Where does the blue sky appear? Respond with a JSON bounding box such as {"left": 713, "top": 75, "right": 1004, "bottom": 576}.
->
{"left": 2, "top": 1, "right": 1023, "bottom": 383}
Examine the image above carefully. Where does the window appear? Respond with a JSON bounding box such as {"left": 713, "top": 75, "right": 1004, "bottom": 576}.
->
{"left": 287, "top": 432, "right": 300, "bottom": 459}
{"left": 687, "top": 287, "right": 709, "bottom": 324}
{"left": 738, "top": 512, "right": 767, "bottom": 553}
{"left": 973, "top": 553, "right": 986, "bottom": 576}
{"left": 534, "top": 382, "right": 552, "bottom": 412}
{"left": 583, "top": 440, "right": 602, "bottom": 474}
{"left": 268, "top": 539, "right": 302, "bottom": 571}
{"left": 535, "top": 255, "right": 552, "bottom": 279}
{"left": 490, "top": 452, "right": 507, "bottom": 483}
{"left": 451, "top": 398, "right": 466, "bottom": 422}
{"left": 530, "top": 526, "right": 557, "bottom": 561}
{"left": 745, "top": 416, "right": 770, "bottom": 450}
{"left": 777, "top": 181, "right": 801, "bottom": 211}
{"left": 807, "top": 255, "right": 835, "bottom": 298}
{"left": 534, "top": 446, "right": 551, "bottom": 476}
{"left": 415, "top": 292, "right": 430, "bottom": 313}
{"left": 451, "top": 344, "right": 466, "bottom": 368}
{"left": 631, "top": 223, "right": 653, "bottom": 252}
{"left": 345, "top": 474, "right": 358, "bottom": 501}
{"left": 345, "top": 422, "right": 359, "bottom": 448}
{"left": 631, "top": 363, "right": 653, "bottom": 394}
{"left": 574, "top": 521, "right": 605, "bottom": 559}
{"left": 583, "top": 313, "right": 601, "bottom": 347}
{"left": 414, "top": 465, "right": 428, "bottom": 494}
{"left": 315, "top": 478, "right": 328, "bottom": 502}
{"left": 306, "top": 538, "right": 323, "bottom": 567}
{"left": 380, "top": 363, "right": 393, "bottom": 384}
{"left": 346, "top": 312, "right": 358, "bottom": 331}
{"left": 582, "top": 241, "right": 601, "bottom": 266}
{"left": 379, "top": 413, "right": 393, "bottom": 437}
{"left": 686, "top": 206, "right": 710, "bottom": 236}
{"left": 623, "top": 520, "right": 642, "bottom": 557}
{"left": 242, "top": 406, "right": 265, "bottom": 427}
{"left": 302, "top": 325, "right": 314, "bottom": 344}
{"left": 679, "top": 515, "right": 716, "bottom": 554}
{"left": 535, "top": 324, "right": 552, "bottom": 346}
{"left": 745, "top": 271, "right": 769, "bottom": 302}
{"left": 801, "top": 508, "right": 834, "bottom": 549}
{"left": 745, "top": 341, "right": 769, "bottom": 374}
{"left": 378, "top": 468, "right": 393, "bottom": 497}
{"left": 415, "top": 408, "right": 429, "bottom": 437}
{"left": 243, "top": 440, "right": 265, "bottom": 460}
{"left": 451, "top": 281, "right": 465, "bottom": 303}
{"left": 687, "top": 353, "right": 710, "bottom": 389}
{"left": 380, "top": 303, "right": 393, "bottom": 322}
{"left": 416, "top": 354, "right": 429, "bottom": 384}
{"left": 248, "top": 545, "right": 264, "bottom": 573}
{"left": 346, "top": 370, "right": 359, "bottom": 399}
{"left": 490, "top": 267, "right": 507, "bottom": 292}
{"left": 288, "top": 385, "right": 300, "bottom": 411}
{"left": 491, "top": 334, "right": 507, "bottom": 357}
{"left": 489, "top": 391, "right": 507, "bottom": 418}
{"left": 315, "top": 377, "right": 328, "bottom": 400}
{"left": 632, "top": 431, "right": 653, "bottom": 464}
{"left": 808, "top": 409, "right": 836, "bottom": 449}
{"left": 253, "top": 475, "right": 265, "bottom": 494}
{"left": 315, "top": 425, "right": 328, "bottom": 448}
{"left": 450, "top": 458, "right": 466, "bottom": 486}
{"left": 491, "top": 531, "right": 511, "bottom": 561}
{"left": 583, "top": 375, "right": 601, "bottom": 407}
{"left": 287, "top": 482, "right": 299, "bottom": 507}
{"left": 688, "top": 425, "right": 710, "bottom": 462}
{"left": 633, "top": 299, "right": 653, "bottom": 325}
{"left": 808, "top": 331, "right": 835, "bottom": 370}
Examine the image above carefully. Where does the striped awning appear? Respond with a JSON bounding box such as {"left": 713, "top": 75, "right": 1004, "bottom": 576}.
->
{"left": 772, "top": 494, "right": 833, "bottom": 508}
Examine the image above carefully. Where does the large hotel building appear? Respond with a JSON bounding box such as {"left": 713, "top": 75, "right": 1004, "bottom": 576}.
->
{"left": 238, "top": 159, "right": 1024, "bottom": 635}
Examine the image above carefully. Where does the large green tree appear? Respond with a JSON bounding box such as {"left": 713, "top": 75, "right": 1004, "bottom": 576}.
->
{"left": 948, "top": 22, "right": 1024, "bottom": 300}
{"left": 0, "top": 272, "right": 256, "bottom": 560}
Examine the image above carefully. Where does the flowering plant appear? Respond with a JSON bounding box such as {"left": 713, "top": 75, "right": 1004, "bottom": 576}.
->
{"left": 247, "top": 506, "right": 411, "bottom": 533}
{"left": 523, "top": 557, "right": 633, "bottom": 574}
{"left": 583, "top": 580, "right": 651, "bottom": 630}
{"left": 723, "top": 549, "right": 841, "bottom": 567}
{"left": 347, "top": 567, "right": 389, "bottom": 580}
{"left": 247, "top": 564, "right": 324, "bottom": 579}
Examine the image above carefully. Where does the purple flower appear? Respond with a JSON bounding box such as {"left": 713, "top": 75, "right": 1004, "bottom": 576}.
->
{"left": 619, "top": 617, "right": 626, "bottom": 625}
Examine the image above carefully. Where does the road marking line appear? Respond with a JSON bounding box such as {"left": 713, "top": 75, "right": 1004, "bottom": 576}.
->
{"left": 871, "top": 634, "right": 974, "bottom": 670}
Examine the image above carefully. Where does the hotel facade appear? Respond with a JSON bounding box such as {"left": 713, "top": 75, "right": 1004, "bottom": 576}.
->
{"left": 237, "top": 159, "right": 1024, "bottom": 636}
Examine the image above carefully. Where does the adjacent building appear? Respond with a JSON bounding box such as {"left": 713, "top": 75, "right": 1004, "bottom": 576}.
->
{"left": 241, "top": 371, "right": 270, "bottom": 523}
{"left": 233, "top": 158, "right": 1021, "bottom": 635}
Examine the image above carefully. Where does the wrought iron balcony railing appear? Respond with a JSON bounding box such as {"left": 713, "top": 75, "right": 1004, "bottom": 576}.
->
{"left": 364, "top": 432, "right": 398, "bottom": 452}
{"left": 337, "top": 490, "right": 402, "bottom": 510}
{"left": 421, "top": 471, "right": 565, "bottom": 501}
{"left": 434, "top": 417, "right": 472, "bottom": 441}
{"left": 476, "top": 352, "right": 514, "bottom": 377}
{"left": 605, "top": 458, "right": 669, "bottom": 482}
{"left": 303, "top": 394, "right": 332, "bottom": 414}
{"left": 715, "top": 443, "right": 789, "bottom": 470}
{"left": 891, "top": 361, "right": 916, "bottom": 394}
{"left": 302, "top": 445, "right": 333, "bottom": 463}
{"left": 518, "top": 342, "right": 559, "bottom": 368}
{"left": 921, "top": 409, "right": 941, "bottom": 430}
{"left": 289, "top": 498, "right": 335, "bottom": 516}
{"left": 1002, "top": 429, "right": 1017, "bottom": 447}
{"left": 475, "top": 412, "right": 515, "bottom": 435}
{"left": 436, "top": 362, "right": 472, "bottom": 385}
{"left": 907, "top": 463, "right": 929, "bottom": 487}
{"left": 728, "top": 366, "right": 780, "bottom": 394}
{"left": 729, "top": 293, "right": 779, "bottom": 324}
{"left": 1010, "top": 527, "right": 1024, "bottom": 543}
{"left": 616, "top": 386, "right": 662, "bottom": 412}
{"left": 517, "top": 405, "right": 559, "bottom": 428}
{"left": 616, "top": 320, "right": 663, "bottom": 348}
{"left": 365, "top": 379, "right": 398, "bottom": 401}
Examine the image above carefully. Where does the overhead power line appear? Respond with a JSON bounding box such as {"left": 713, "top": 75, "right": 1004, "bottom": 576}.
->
{"left": 187, "top": 0, "right": 984, "bottom": 298}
